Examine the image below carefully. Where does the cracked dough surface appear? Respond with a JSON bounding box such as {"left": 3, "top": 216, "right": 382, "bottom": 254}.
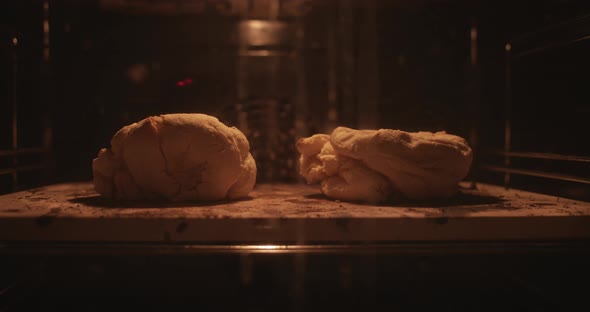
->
{"left": 92, "top": 113, "right": 256, "bottom": 201}
{"left": 297, "top": 127, "right": 473, "bottom": 203}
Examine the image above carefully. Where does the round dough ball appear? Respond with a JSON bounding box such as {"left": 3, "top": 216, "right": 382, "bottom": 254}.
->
{"left": 92, "top": 113, "right": 256, "bottom": 201}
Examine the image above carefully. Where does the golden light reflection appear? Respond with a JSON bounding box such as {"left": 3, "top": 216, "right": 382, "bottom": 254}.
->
{"left": 231, "top": 245, "right": 285, "bottom": 253}
{"left": 244, "top": 19, "right": 266, "bottom": 30}
{"left": 43, "top": 20, "right": 50, "bottom": 34}
{"left": 252, "top": 244, "right": 281, "bottom": 250}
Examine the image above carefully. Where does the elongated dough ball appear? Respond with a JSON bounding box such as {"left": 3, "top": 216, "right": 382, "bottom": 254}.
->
{"left": 92, "top": 113, "right": 256, "bottom": 201}
{"left": 296, "top": 127, "right": 472, "bottom": 202}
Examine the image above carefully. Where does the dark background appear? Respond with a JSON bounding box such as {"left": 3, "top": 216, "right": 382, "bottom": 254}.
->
{"left": 1, "top": 246, "right": 589, "bottom": 311}
{"left": 2, "top": 2, "right": 590, "bottom": 310}
{"left": 1, "top": 0, "right": 589, "bottom": 199}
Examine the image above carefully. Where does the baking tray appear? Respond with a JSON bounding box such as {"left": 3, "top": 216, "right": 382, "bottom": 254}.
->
{"left": 0, "top": 182, "right": 589, "bottom": 243}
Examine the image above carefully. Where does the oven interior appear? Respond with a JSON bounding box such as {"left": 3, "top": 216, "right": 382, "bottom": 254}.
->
{"left": 1, "top": 0, "right": 590, "bottom": 310}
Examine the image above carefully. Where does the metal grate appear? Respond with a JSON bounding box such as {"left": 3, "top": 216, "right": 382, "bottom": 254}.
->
{"left": 1, "top": 1, "right": 52, "bottom": 194}
{"left": 0, "top": 36, "right": 47, "bottom": 193}
{"left": 480, "top": 14, "right": 590, "bottom": 193}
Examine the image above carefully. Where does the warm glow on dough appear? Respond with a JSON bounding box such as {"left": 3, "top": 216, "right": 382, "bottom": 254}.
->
{"left": 93, "top": 113, "right": 256, "bottom": 201}
{"left": 297, "top": 127, "right": 473, "bottom": 203}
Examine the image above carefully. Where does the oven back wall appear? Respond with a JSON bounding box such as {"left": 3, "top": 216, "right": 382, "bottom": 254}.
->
{"left": 3, "top": 0, "right": 590, "bottom": 191}
{"left": 49, "top": 2, "right": 239, "bottom": 183}
{"left": 40, "top": 1, "right": 479, "bottom": 183}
